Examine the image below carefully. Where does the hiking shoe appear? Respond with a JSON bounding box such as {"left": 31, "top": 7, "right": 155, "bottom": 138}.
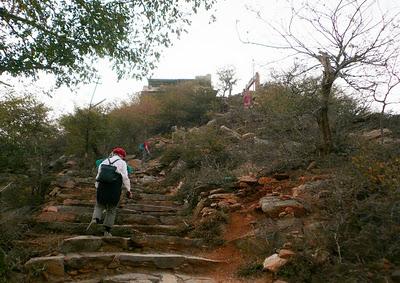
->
{"left": 104, "top": 231, "right": 112, "bottom": 237}
{"left": 86, "top": 219, "right": 97, "bottom": 231}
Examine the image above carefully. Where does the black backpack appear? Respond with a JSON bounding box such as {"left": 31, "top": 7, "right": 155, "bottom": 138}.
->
{"left": 96, "top": 158, "right": 121, "bottom": 183}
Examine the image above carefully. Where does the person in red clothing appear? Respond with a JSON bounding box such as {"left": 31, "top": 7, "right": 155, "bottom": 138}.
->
{"left": 243, "top": 89, "right": 252, "bottom": 109}
{"left": 139, "top": 141, "right": 151, "bottom": 163}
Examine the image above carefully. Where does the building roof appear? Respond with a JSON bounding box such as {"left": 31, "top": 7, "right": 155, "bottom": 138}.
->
{"left": 148, "top": 79, "right": 193, "bottom": 88}
{"left": 143, "top": 74, "right": 212, "bottom": 92}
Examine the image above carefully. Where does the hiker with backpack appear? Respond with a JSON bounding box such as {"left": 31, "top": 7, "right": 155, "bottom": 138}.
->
{"left": 87, "top": 147, "right": 132, "bottom": 236}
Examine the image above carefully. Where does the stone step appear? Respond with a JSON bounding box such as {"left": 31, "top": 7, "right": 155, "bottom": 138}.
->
{"left": 75, "top": 272, "right": 216, "bottom": 283}
{"left": 138, "top": 193, "right": 175, "bottom": 201}
{"left": 33, "top": 222, "right": 183, "bottom": 237}
{"left": 25, "top": 252, "right": 222, "bottom": 281}
{"left": 37, "top": 206, "right": 185, "bottom": 225}
{"left": 50, "top": 193, "right": 180, "bottom": 207}
{"left": 60, "top": 235, "right": 206, "bottom": 253}
{"left": 133, "top": 199, "right": 181, "bottom": 207}
{"left": 60, "top": 236, "right": 133, "bottom": 253}
{"left": 13, "top": 234, "right": 77, "bottom": 256}
{"left": 121, "top": 204, "right": 181, "bottom": 213}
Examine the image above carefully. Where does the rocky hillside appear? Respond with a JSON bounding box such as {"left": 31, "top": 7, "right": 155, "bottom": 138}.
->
{"left": 1, "top": 105, "right": 400, "bottom": 282}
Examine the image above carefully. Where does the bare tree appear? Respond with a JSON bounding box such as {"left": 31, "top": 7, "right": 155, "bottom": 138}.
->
{"left": 370, "top": 57, "right": 400, "bottom": 144}
{"left": 240, "top": 0, "right": 400, "bottom": 153}
{"left": 216, "top": 65, "right": 238, "bottom": 97}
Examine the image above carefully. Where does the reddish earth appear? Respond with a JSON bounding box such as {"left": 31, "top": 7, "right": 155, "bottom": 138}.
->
{"left": 200, "top": 207, "right": 273, "bottom": 282}
{"left": 198, "top": 173, "right": 332, "bottom": 282}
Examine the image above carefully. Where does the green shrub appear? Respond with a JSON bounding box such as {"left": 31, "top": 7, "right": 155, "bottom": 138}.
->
{"left": 0, "top": 94, "right": 57, "bottom": 173}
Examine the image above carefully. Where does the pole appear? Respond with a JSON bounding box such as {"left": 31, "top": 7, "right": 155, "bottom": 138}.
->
{"left": 85, "top": 79, "right": 101, "bottom": 158}
{"left": 252, "top": 59, "right": 255, "bottom": 91}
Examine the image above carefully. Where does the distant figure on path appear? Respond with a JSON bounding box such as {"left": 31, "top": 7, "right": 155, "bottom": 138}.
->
{"left": 139, "top": 141, "right": 151, "bottom": 163}
{"left": 243, "top": 89, "right": 252, "bottom": 109}
{"left": 87, "top": 147, "right": 132, "bottom": 237}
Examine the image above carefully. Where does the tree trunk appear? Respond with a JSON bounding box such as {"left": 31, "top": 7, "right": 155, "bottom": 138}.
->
{"left": 380, "top": 104, "right": 386, "bottom": 145}
{"left": 317, "top": 105, "right": 333, "bottom": 154}
{"left": 317, "top": 52, "right": 335, "bottom": 154}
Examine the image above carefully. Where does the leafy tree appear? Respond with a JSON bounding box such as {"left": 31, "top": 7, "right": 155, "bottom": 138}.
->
{"left": 155, "top": 81, "right": 218, "bottom": 131}
{"left": 0, "top": 0, "right": 216, "bottom": 86}
{"left": 108, "top": 94, "right": 162, "bottom": 147}
{"left": 0, "top": 93, "right": 55, "bottom": 171}
{"left": 241, "top": 0, "right": 400, "bottom": 153}
{"left": 60, "top": 106, "right": 110, "bottom": 158}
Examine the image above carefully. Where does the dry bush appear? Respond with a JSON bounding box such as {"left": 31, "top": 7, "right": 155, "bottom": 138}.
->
{"left": 189, "top": 211, "right": 228, "bottom": 246}
{"left": 0, "top": 211, "right": 33, "bottom": 282}
{"left": 278, "top": 143, "right": 400, "bottom": 282}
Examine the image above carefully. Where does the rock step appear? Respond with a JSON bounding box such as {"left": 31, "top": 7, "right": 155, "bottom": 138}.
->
{"left": 133, "top": 199, "right": 181, "bottom": 207}
{"left": 75, "top": 272, "right": 216, "bottom": 283}
{"left": 37, "top": 208, "right": 186, "bottom": 226}
{"left": 33, "top": 222, "right": 184, "bottom": 237}
{"left": 138, "top": 193, "right": 176, "bottom": 201}
{"left": 50, "top": 194, "right": 179, "bottom": 207}
{"left": 35, "top": 206, "right": 185, "bottom": 224}
{"left": 121, "top": 204, "right": 181, "bottom": 213}
{"left": 48, "top": 204, "right": 176, "bottom": 216}
{"left": 25, "top": 252, "right": 222, "bottom": 281}
{"left": 60, "top": 235, "right": 206, "bottom": 253}
{"left": 13, "top": 234, "right": 77, "bottom": 256}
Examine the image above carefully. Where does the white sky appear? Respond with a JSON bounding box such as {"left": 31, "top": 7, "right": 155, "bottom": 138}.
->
{"left": 2, "top": 0, "right": 400, "bottom": 117}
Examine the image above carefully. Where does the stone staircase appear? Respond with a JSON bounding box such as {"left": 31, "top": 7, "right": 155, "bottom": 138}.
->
{"left": 22, "top": 166, "right": 222, "bottom": 282}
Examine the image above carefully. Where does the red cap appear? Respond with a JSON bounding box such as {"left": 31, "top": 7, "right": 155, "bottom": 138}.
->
{"left": 112, "top": 147, "right": 126, "bottom": 159}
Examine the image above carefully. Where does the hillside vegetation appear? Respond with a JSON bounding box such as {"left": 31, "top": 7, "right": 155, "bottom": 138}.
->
{"left": 0, "top": 77, "right": 399, "bottom": 282}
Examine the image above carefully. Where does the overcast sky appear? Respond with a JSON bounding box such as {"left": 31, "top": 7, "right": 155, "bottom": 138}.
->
{"left": 3, "top": 0, "right": 400, "bottom": 117}
{"left": 40, "top": 0, "right": 275, "bottom": 116}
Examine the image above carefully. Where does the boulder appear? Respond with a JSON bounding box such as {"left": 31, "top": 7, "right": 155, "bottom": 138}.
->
{"left": 254, "top": 137, "right": 271, "bottom": 145}
{"left": 292, "top": 180, "right": 326, "bottom": 198}
{"left": 263, "top": 253, "right": 288, "bottom": 273}
{"left": 193, "top": 199, "right": 207, "bottom": 219}
{"left": 206, "top": 119, "right": 217, "bottom": 127}
{"left": 55, "top": 176, "right": 76, "bottom": 189}
{"left": 209, "top": 188, "right": 227, "bottom": 195}
{"left": 25, "top": 255, "right": 65, "bottom": 279}
{"left": 238, "top": 175, "right": 258, "bottom": 184}
{"left": 278, "top": 249, "right": 296, "bottom": 259}
{"left": 260, "top": 196, "right": 306, "bottom": 217}
{"left": 208, "top": 193, "right": 238, "bottom": 201}
{"left": 242, "top": 133, "right": 256, "bottom": 139}
{"left": 188, "top": 127, "right": 200, "bottom": 133}
{"left": 43, "top": 206, "right": 58, "bottom": 213}
{"left": 220, "top": 125, "right": 241, "bottom": 140}
{"left": 361, "top": 128, "right": 392, "bottom": 140}
{"left": 140, "top": 175, "right": 157, "bottom": 185}
{"left": 292, "top": 184, "right": 306, "bottom": 198}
